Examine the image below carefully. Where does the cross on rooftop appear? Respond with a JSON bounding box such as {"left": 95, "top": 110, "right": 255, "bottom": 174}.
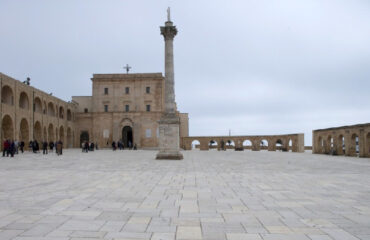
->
{"left": 124, "top": 64, "right": 131, "bottom": 74}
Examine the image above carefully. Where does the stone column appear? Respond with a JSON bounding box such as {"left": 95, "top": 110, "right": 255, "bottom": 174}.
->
{"left": 156, "top": 18, "right": 183, "bottom": 160}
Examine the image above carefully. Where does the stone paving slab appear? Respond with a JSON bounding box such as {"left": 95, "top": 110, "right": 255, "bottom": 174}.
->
{"left": 1, "top": 149, "right": 370, "bottom": 240}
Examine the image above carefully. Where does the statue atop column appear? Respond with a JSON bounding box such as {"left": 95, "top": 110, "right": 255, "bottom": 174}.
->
{"left": 167, "top": 7, "right": 171, "bottom": 22}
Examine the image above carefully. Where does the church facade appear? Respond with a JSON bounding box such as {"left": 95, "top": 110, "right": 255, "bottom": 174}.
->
{"left": 72, "top": 73, "right": 188, "bottom": 149}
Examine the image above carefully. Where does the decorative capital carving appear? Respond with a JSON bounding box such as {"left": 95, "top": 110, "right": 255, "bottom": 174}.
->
{"left": 160, "top": 25, "right": 177, "bottom": 41}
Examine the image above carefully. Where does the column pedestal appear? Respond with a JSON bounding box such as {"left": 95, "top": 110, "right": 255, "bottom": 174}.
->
{"left": 156, "top": 113, "right": 183, "bottom": 160}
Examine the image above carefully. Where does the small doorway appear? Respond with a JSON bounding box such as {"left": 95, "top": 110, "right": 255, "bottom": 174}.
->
{"left": 80, "top": 131, "right": 89, "bottom": 146}
{"left": 122, "top": 126, "right": 133, "bottom": 148}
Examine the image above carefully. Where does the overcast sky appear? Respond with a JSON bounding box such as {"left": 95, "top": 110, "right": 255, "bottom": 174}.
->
{"left": 1, "top": 0, "right": 369, "bottom": 145}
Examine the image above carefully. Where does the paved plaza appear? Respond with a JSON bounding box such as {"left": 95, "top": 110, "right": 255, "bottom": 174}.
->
{"left": 0, "top": 149, "right": 369, "bottom": 240}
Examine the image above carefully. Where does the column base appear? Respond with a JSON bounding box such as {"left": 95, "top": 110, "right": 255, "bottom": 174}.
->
{"left": 156, "top": 151, "right": 183, "bottom": 160}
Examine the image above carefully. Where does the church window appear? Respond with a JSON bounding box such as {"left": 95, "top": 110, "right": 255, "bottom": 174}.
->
{"left": 104, "top": 88, "right": 108, "bottom": 95}
{"left": 104, "top": 105, "right": 108, "bottom": 112}
{"left": 146, "top": 87, "right": 150, "bottom": 94}
{"left": 146, "top": 105, "right": 151, "bottom": 112}
{"left": 125, "top": 87, "right": 130, "bottom": 94}
{"left": 84, "top": 108, "right": 88, "bottom": 113}
{"left": 125, "top": 105, "right": 129, "bottom": 112}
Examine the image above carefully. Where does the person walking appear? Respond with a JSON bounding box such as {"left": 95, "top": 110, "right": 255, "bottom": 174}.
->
{"left": 42, "top": 141, "right": 48, "bottom": 154}
{"left": 9, "top": 140, "right": 15, "bottom": 157}
{"left": 49, "top": 141, "right": 54, "bottom": 151}
{"left": 3, "top": 140, "right": 9, "bottom": 157}
{"left": 84, "top": 141, "right": 89, "bottom": 153}
{"left": 20, "top": 141, "right": 25, "bottom": 153}
{"left": 112, "top": 141, "right": 116, "bottom": 151}
{"left": 56, "top": 140, "right": 63, "bottom": 155}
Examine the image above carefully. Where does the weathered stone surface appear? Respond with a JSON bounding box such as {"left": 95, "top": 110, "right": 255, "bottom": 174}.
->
{"left": 0, "top": 149, "right": 369, "bottom": 239}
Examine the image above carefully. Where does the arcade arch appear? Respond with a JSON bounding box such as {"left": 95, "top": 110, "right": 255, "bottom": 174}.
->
{"left": 34, "top": 97, "right": 42, "bottom": 113}
{"left": 2, "top": 115, "right": 14, "bottom": 140}
{"left": 19, "top": 92, "right": 29, "bottom": 110}
{"left": 34, "top": 121, "right": 42, "bottom": 143}
{"left": 1, "top": 85, "right": 14, "bottom": 105}
{"left": 19, "top": 118, "right": 29, "bottom": 144}
{"left": 48, "top": 102, "right": 55, "bottom": 117}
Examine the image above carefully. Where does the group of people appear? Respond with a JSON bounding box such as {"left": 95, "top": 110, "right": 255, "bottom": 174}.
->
{"left": 2, "top": 139, "right": 64, "bottom": 157}
{"left": 29, "top": 140, "right": 64, "bottom": 155}
{"left": 111, "top": 140, "right": 137, "bottom": 151}
{"left": 81, "top": 141, "right": 98, "bottom": 153}
{"left": 2, "top": 139, "right": 25, "bottom": 157}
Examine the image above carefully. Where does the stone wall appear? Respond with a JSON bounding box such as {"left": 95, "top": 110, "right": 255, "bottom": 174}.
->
{"left": 0, "top": 73, "right": 76, "bottom": 149}
{"left": 313, "top": 123, "right": 370, "bottom": 158}
{"left": 182, "top": 133, "right": 304, "bottom": 152}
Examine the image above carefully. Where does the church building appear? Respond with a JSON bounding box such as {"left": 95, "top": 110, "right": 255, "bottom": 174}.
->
{"left": 72, "top": 73, "right": 188, "bottom": 149}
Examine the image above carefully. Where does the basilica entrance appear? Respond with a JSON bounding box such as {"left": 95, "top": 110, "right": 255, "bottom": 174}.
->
{"left": 122, "top": 126, "right": 133, "bottom": 148}
{"left": 80, "top": 131, "right": 89, "bottom": 145}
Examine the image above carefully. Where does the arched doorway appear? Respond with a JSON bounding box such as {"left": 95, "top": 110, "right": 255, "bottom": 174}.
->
{"left": 191, "top": 140, "right": 200, "bottom": 150}
{"left": 19, "top": 119, "right": 29, "bottom": 146}
{"left": 260, "top": 139, "right": 268, "bottom": 150}
{"left": 80, "top": 131, "right": 89, "bottom": 146}
{"left": 209, "top": 140, "right": 218, "bottom": 150}
{"left": 226, "top": 140, "right": 235, "bottom": 150}
{"left": 275, "top": 139, "right": 283, "bottom": 151}
{"left": 337, "top": 134, "right": 345, "bottom": 155}
{"left": 48, "top": 124, "right": 54, "bottom": 142}
{"left": 122, "top": 126, "right": 133, "bottom": 148}
{"left": 350, "top": 133, "right": 359, "bottom": 156}
{"left": 243, "top": 140, "right": 252, "bottom": 150}
{"left": 34, "top": 121, "right": 42, "bottom": 143}
{"left": 2, "top": 115, "right": 14, "bottom": 141}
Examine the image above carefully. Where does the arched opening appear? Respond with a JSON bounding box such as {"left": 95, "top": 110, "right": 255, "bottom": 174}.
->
{"left": 43, "top": 127, "right": 47, "bottom": 142}
{"left": 1, "top": 85, "right": 14, "bottom": 105}
{"left": 80, "top": 131, "right": 89, "bottom": 146}
{"left": 19, "top": 118, "right": 29, "bottom": 146}
{"left": 275, "top": 139, "right": 283, "bottom": 151}
{"left": 226, "top": 140, "right": 235, "bottom": 150}
{"left": 34, "top": 121, "right": 42, "bottom": 143}
{"left": 67, "top": 128, "right": 72, "bottom": 148}
{"left": 56, "top": 128, "right": 58, "bottom": 141}
{"left": 260, "top": 139, "right": 268, "bottom": 150}
{"left": 59, "top": 106, "right": 64, "bottom": 119}
{"left": 34, "top": 97, "right": 42, "bottom": 113}
{"left": 48, "top": 124, "right": 54, "bottom": 142}
{"left": 19, "top": 92, "right": 29, "bottom": 110}
{"left": 191, "top": 140, "right": 200, "bottom": 150}
{"left": 288, "top": 139, "right": 293, "bottom": 152}
{"left": 209, "top": 140, "right": 218, "bottom": 150}
{"left": 350, "top": 133, "right": 359, "bottom": 156}
{"left": 67, "top": 109, "right": 72, "bottom": 121}
{"left": 122, "top": 126, "right": 133, "bottom": 148}
{"left": 2, "top": 115, "right": 14, "bottom": 140}
{"left": 59, "top": 126, "right": 64, "bottom": 143}
{"left": 48, "top": 102, "right": 55, "bottom": 117}
{"left": 243, "top": 140, "right": 252, "bottom": 150}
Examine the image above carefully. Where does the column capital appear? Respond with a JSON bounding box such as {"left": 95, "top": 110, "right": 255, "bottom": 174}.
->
{"left": 161, "top": 22, "right": 177, "bottom": 41}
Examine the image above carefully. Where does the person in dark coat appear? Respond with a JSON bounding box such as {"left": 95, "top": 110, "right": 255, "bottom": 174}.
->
{"left": 112, "top": 141, "right": 116, "bottom": 151}
{"left": 84, "top": 141, "right": 89, "bottom": 153}
{"left": 49, "top": 141, "right": 54, "bottom": 151}
{"left": 20, "top": 141, "right": 25, "bottom": 153}
{"left": 42, "top": 141, "right": 48, "bottom": 154}
{"left": 9, "top": 141, "right": 15, "bottom": 157}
